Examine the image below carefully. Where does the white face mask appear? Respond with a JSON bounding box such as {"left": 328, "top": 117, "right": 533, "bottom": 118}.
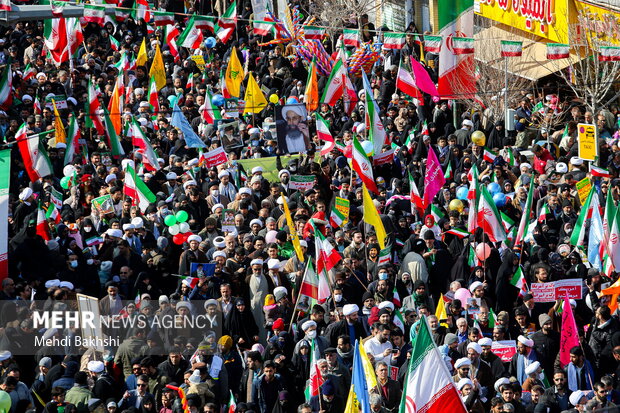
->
{"left": 211, "top": 190, "right": 219, "bottom": 197}
{"left": 87, "top": 258, "right": 94, "bottom": 265}
{"left": 334, "top": 294, "right": 342, "bottom": 302}
{"left": 84, "top": 226, "right": 93, "bottom": 233}
{"left": 69, "top": 260, "right": 78, "bottom": 268}
{"left": 306, "top": 330, "right": 317, "bottom": 339}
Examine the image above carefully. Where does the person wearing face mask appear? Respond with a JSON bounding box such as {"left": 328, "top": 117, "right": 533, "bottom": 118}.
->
{"left": 217, "top": 170, "right": 237, "bottom": 201}
{"left": 294, "top": 320, "right": 328, "bottom": 355}
{"left": 205, "top": 181, "right": 230, "bottom": 210}
{"left": 276, "top": 170, "right": 290, "bottom": 196}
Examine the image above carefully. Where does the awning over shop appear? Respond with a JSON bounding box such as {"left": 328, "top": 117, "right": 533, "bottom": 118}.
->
{"left": 474, "top": 24, "right": 581, "bottom": 81}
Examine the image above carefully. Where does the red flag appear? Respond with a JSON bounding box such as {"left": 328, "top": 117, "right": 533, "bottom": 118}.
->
{"left": 559, "top": 294, "right": 580, "bottom": 368}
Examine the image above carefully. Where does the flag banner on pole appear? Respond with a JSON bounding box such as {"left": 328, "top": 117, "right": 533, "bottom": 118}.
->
{"left": 600, "top": 46, "right": 620, "bottom": 61}
{"left": 510, "top": 266, "right": 527, "bottom": 297}
{"left": 500, "top": 40, "right": 523, "bottom": 57}
{"left": 383, "top": 33, "right": 406, "bottom": 50}
{"left": 400, "top": 316, "right": 466, "bottom": 413}
{"left": 303, "top": 25, "right": 326, "bottom": 39}
{"left": 591, "top": 165, "right": 611, "bottom": 178}
{"left": 451, "top": 37, "right": 474, "bottom": 54}
{"left": 153, "top": 11, "right": 175, "bottom": 26}
{"left": 547, "top": 43, "right": 570, "bottom": 59}
{"left": 343, "top": 29, "right": 360, "bottom": 47}
{"left": 424, "top": 35, "right": 442, "bottom": 53}
{"left": 559, "top": 294, "right": 580, "bottom": 368}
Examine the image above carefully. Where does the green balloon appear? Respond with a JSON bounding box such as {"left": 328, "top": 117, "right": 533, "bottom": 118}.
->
{"left": 60, "top": 176, "right": 71, "bottom": 189}
{"left": 0, "top": 390, "right": 11, "bottom": 413}
{"left": 176, "top": 210, "right": 189, "bottom": 223}
{"left": 164, "top": 214, "right": 177, "bottom": 227}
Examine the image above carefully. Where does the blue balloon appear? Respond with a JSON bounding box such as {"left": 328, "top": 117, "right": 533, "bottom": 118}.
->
{"left": 286, "top": 97, "right": 299, "bottom": 104}
{"left": 212, "top": 94, "right": 225, "bottom": 107}
{"left": 487, "top": 182, "right": 501, "bottom": 195}
{"left": 456, "top": 186, "right": 469, "bottom": 200}
{"left": 493, "top": 192, "right": 507, "bottom": 207}
{"left": 205, "top": 37, "right": 216, "bottom": 48}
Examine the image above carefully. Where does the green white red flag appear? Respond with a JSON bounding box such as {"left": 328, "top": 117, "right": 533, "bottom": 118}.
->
{"left": 513, "top": 178, "right": 534, "bottom": 247}
{"left": 131, "top": 117, "right": 160, "bottom": 171}
{"left": 547, "top": 43, "right": 570, "bottom": 59}
{"left": 87, "top": 77, "right": 105, "bottom": 135}
{"left": 16, "top": 124, "right": 53, "bottom": 182}
{"left": 510, "top": 266, "right": 527, "bottom": 297}
{"left": 0, "top": 63, "right": 12, "bottom": 110}
{"left": 477, "top": 185, "right": 506, "bottom": 242}
{"left": 316, "top": 113, "right": 335, "bottom": 155}
{"left": 383, "top": 33, "right": 406, "bottom": 50}
{"left": 201, "top": 88, "right": 222, "bottom": 124}
{"left": 570, "top": 186, "right": 595, "bottom": 246}
{"left": 177, "top": 16, "right": 204, "bottom": 49}
{"left": 64, "top": 116, "right": 80, "bottom": 165}
{"left": 500, "top": 40, "right": 523, "bottom": 57}
{"left": 399, "top": 316, "right": 466, "bottom": 413}
{"left": 321, "top": 59, "right": 346, "bottom": 106}
{"left": 124, "top": 164, "right": 156, "bottom": 212}
{"left": 600, "top": 46, "right": 620, "bottom": 61}
{"left": 352, "top": 135, "right": 378, "bottom": 194}
{"left": 452, "top": 37, "right": 474, "bottom": 54}
{"left": 424, "top": 35, "right": 442, "bottom": 53}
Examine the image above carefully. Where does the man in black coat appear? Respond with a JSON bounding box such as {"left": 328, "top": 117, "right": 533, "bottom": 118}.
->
{"left": 325, "top": 304, "right": 366, "bottom": 347}
{"left": 530, "top": 314, "right": 560, "bottom": 379}
{"left": 309, "top": 380, "right": 344, "bottom": 413}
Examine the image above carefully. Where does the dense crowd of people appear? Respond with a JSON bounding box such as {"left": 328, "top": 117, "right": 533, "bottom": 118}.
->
{"left": 1, "top": 2, "right": 620, "bottom": 413}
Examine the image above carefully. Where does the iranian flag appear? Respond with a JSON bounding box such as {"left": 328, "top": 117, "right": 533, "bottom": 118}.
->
{"left": 177, "top": 16, "right": 204, "bottom": 49}
{"left": 83, "top": 4, "right": 105, "bottom": 25}
{"left": 400, "top": 316, "right": 466, "bottom": 413}
{"left": 46, "top": 202, "right": 61, "bottom": 224}
{"left": 87, "top": 77, "right": 105, "bottom": 135}
{"left": 43, "top": 18, "right": 68, "bottom": 65}
{"left": 124, "top": 164, "right": 156, "bottom": 212}
{"left": 227, "top": 392, "right": 236, "bottom": 413}
{"left": 424, "top": 35, "right": 442, "bottom": 53}
{"left": 608, "top": 206, "right": 620, "bottom": 271}
{"left": 430, "top": 205, "right": 445, "bottom": 222}
{"left": 483, "top": 147, "right": 497, "bottom": 162}
{"left": 131, "top": 117, "right": 160, "bottom": 171}
{"left": 103, "top": 108, "right": 125, "bottom": 157}
{"left": 110, "top": 36, "right": 120, "bottom": 51}
{"left": 304, "top": 25, "right": 326, "bottom": 40}
{"left": 202, "top": 88, "right": 222, "bottom": 124}
{"left": 539, "top": 203, "right": 550, "bottom": 223}
{"left": 164, "top": 25, "right": 180, "bottom": 62}
{"left": 330, "top": 207, "right": 346, "bottom": 228}
{"left": 547, "top": 43, "right": 570, "bottom": 59}
{"left": 16, "top": 124, "right": 53, "bottom": 182}
{"left": 153, "top": 11, "right": 175, "bottom": 26}
{"left": 408, "top": 171, "right": 424, "bottom": 215}
{"left": 299, "top": 260, "right": 320, "bottom": 300}
{"left": 305, "top": 339, "right": 324, "bottom": 401}
{"left": 321, "top": 59, "right": 346, "bottom": 106}
{"left": 22, "top": 63, "right": 36, "bottom": 81}
{"left": 513, "top": 179, "right": 534, "bottom": 247}
{"left": 446, "top": 227, "right": 469, "bottom": 238}
{"left": 477, "top": 186, "right": 506, "bottom": 242}
{"left": 383, "top": 33, "right": 406, "bottom": 50}
{"left": 148, "top": 76, "right": 159, "bottom": 113}
{"left": 437, "top": 0, "right": 474, "bottom": 98}
{"left": 591, "top": 165, "right": 612, "bottom": 178}
{"left": 314, "top": 227, "right": 341, "bottom": 276}
{"left": 510, "top": 266, "right": 527, "bottom": 297}
{"left": 195, "top": 15, "right": 217, "bottom": 32}
{"left": 133, "top": 0, "right": 152, "bottom": 22}
{"left": 500, "top": 40, "right": 523, "bottom": 57}
{"left": 571, "top": 186, "right": 595, "bottom": 246}
{"left": 0, "top": 0, "right": 9, "bottom": 11}
{"left": 392, "top": 284, "right": 401, "bottom": 307}
{"left": 216, "top": 1, "right": 237, "bottom": 43}
{"left": 342, "top": 69, "right": 359, "bottom": 116}
{"left": 64, "top": 116, "right": 80, "bottom": 165}
{"left": 396, "top": 61, "right": 422, "bottom": 101}
{"left": 36, "top": 202, "right": 51, "bottom": 241}
{"left": 363, "top": 72, "right": 387, "bottom": 156}
{"left": 352, "top": 135, "right": 378, "bottom": 194}
{"left": 343, "top": 29, "right": 360, "bottom": 47}
{"left": 0, "top": 63, "right": 12, "bottom": 110}
{"left": 316, "top": 113, "right": 335, "bottom": 155}
{"left": 452, "top": 37, "right": 474, "bottom": 54}
{"left": 600, "top": 46, "right": 620, "bottom": 61}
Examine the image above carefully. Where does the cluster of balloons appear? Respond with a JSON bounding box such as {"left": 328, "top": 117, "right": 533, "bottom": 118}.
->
{"left": 165, "top": 211, "right": 193, "bottom": 245}
{"left": 487, "top": 182, "right": 507, "bottom": 207}
{"left": 60, "top": 165, "right": 77, "bottom": 189}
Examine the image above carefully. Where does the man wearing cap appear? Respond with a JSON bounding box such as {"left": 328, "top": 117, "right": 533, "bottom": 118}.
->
{"left": 509, "top": 335, "right": 539, "bottom": 384}
{"left": 309, "top": 379, "right": 343, "bottom": 413}
{"left": 466, "top": 341, "right": 494, "bottom": 398}
{"left": 531, "top": 313, "right": 560, "bottom": 379}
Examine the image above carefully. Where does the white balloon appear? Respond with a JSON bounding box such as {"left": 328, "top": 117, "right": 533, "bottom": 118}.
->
{"left": 361, "top": 140, "right": 374, "bottom": 157}
{"left": 179, "top": 222, "right": 190, "bottom": 233}
{"left": 168, "top": 224, "right": 180, "bottom": 235}
{"left": 63, "top": 165, "right": 76, "bottom": 177}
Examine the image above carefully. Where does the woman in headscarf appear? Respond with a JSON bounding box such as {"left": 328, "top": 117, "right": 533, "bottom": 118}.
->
{"left": 495, "top": 251, "right": 520, "bottom": 313}
{"left": 224, "top": 298, "right": 259, "bottom": 351}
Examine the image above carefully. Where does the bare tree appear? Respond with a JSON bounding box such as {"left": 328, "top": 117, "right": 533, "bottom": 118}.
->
{"left": 544, "top": 14, "right": 620, "bottom": 113}
{"left": 310, "top": 0, "right": 385, "bottom": 42}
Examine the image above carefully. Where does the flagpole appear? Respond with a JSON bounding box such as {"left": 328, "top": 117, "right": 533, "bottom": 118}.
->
{"left": 288, "top": 260, "right": 310, "bottom": 332}
{"left": 504, "top": 55, "right": 508, "bottom": 140}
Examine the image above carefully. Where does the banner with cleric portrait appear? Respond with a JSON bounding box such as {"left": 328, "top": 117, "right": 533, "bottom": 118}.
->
{"left": 275, "top": 104, "right": 311, "bottom": 154}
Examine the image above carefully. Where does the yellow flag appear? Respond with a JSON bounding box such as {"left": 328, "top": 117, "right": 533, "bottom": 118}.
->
{"left": 362, "top": 184, "right": 387, "bottom": 249}
{"left": 226, "top": 47, "right": 245, "bottom": 98}
{"left": 136, "top": 38, "right": 147, "bottom": 67}
{"left": 435, "top": 293, "right": 449, "bottom": 328}
{"left": 358, "top": 342, "right": 378, "bottom": 389}
{"left": 149, "top": 44, "right": 166, "bottom": 91}
{"left": 281, "top": 194, "right": 304, "bottom": 262}
{"left": 343, "top": 384, "right": 359, "bottom": 413}
{"left": 52, "top": 99, "right": 66, "bottom": 144}
{"left": 243, "top": 73, "right": 267, "bottom": 115}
